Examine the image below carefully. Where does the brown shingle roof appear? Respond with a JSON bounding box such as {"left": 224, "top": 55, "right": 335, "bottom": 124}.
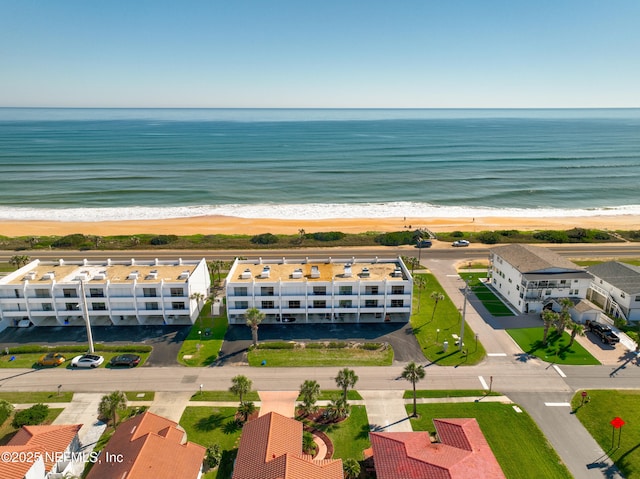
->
{"left": 370, "top": 418, "right": 505, "bottom": 479}
{"left": 85, "top": 411, "right": 205, "bottom": 479}
{"left": 232, "top": 412, "right": 343, "bottom": 479}
{"left": 490, "top": 244, "right": 582, "bottom": 273}
{"left": 0, "top": 424, "right": 81, "bottom": 479}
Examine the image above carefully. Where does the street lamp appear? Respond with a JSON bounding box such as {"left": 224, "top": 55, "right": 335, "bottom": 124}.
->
{"left": 77, "top": 278, "right": 95, "bottom": 353}
{"left": 459, "top": 277, "right": 470, "bottom": 351}
{"left": 475, "top": 333, "right": 479, "bottom": 351}
{"left": 436, "top": 329, "right": 440, "bottom": 342}
{"left": 199, "top": 384, "right": 203, "bottom": 395}
{"left": 198, "top": 330, "right": 202, "bottom": 343}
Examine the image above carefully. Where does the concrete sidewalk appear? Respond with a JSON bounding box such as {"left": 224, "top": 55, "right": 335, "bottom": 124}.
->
{"left": 360, "top": 390, "right": 412, "bottom": 432}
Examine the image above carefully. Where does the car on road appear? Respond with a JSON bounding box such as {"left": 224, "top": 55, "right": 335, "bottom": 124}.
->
{"left": 71, "top": 354, "right": 104, "bottom": 368}
{"left": 416, "top": 240, "right": 432, "bottom": 248}
{"left": 37, "top": 352, "right": 66, "bottom": 367}
{"left": 109, "top": 354, "right": 141, "bottom": 368}
{"left": 585, "top": 320, "right": 620, "bottom": 345}
{"left": 452, "top": 240, "right": 470, "bottom": 247}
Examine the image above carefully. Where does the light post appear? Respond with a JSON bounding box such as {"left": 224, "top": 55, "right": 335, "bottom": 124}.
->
{"left": 198, "top": 330, "right": 202, "bottom": 343}
{"left": 475, "top": 333, "right": 479, "bottom": 351}
{"left": 459, "top": 277, "right": 470, "bottom": 351}
{"left": 78, "top": 279, "right": 95, "bottom": 353}
{"left": 436, "top": 329, "right": 440, "bottom": 342}
{"left": 199, "top": 384, "right": 203, "bottom": 395}
{"left": 57, "top": 384, "right": 62, "bottom": 397}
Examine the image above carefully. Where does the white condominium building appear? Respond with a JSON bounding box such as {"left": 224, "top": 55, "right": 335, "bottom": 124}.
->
{"left": 0, "top": 258, "right": 210, "bottom": 329}
{"left": 225, "top": 257, "right": 413, "bottom": 324}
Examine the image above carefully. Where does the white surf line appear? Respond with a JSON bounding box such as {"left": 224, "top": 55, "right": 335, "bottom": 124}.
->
{"left": 544, "top": 402, "right": 571, "bottom": 407}
{"left": 478, "top": 376, "right": 489, "bottom": 390}
{"left": 552, "top": 364, "right": 567, "bottom": 378}
{"left": 487, "top": 353, "right": 507, "bottom": 357}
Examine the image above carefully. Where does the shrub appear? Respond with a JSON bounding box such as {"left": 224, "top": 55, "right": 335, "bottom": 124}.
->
{"left": 150, "top": 235, "right": 178, "bottom": 245}
{"left": 251, "top": 233, "right": 279, "bottom": 245}
{"left": 51, "top": 234, "right": 87, "bottom": 248}
{"left": 12, "top": 403, "right": 49, "bottom": 428}
{"left": 305, "top": 343, "right": 325, "bottom": 349}
{"left": 451, "top": 231, "right": 465, "bottom": 238}
{"left": 327, "top": 341, "right": 348, "bottom": 349}
{"left": 567, "top": 228, "right": 588, "bottom": 240}
{"left": 205, "top": 444, "right": 222, "bottom": 469}
{"left": 360, "top": 342, "right": 382, "bottom": 350}
{"left": 592, "top": 230, "right": 610, "bottom": 240}
{"left": 0, "top": 399, "right": 14, "bottom": 426}
{"left": 476, "top": 231, "right": 500, "bottom": 244}
{"left": 375, "top": 231, "right": 416, "bottom": 246}
{"left": 498, "top": 229, "right": 520, "bottom": 237}
{"left": 307, "top": 231, "right": 346, "bottom": 241}
{"left": 532, "top": 230, "right": 569, "bottom": 243}
{"left": 256, "top": 342, "right": 295, "bottom": 350}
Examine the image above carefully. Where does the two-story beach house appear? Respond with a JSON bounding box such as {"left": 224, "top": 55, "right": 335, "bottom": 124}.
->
{"left": 489, "top": 244, "right": 592, "bottom": 314}
{"left": 0, "top": 258, "right": 210, "bottom": 330}
{"left": 587, "top": 261, "right": 640, "bottom": 323}
{"left": 225, "top": 257, "right": 413, "bottom": 324}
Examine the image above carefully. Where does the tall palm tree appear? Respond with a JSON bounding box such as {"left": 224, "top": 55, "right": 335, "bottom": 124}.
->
{"left": 98, "top": 391, "right": 127, "bottom": 428}
{"left": 568, "top": 322, "right": 585, "bottom": 347}
{"left": 556, "top": 298, "right": 574, "bottom": 334}
{"left": 9, "top": 255, "right": 30, "bottom": 269}
{"left": 343, "top": 458, "right": 361, "bottom": 479}
{"left": 335, "top": 368, "right": 358, "bottom": 402}
{"left": 402, "top": 256, "right": 419, "bottom": 274}
{"left": 402, "top": 361, "right": 426, "bottom": 417}
{"left": 245, "top": 307, "right": 265, "bottom": 347}
{"left": 190, "top": 292, "right": 205, "bottom": 315}
{"left": 414, "top": 276, "right": 427, "bottom": 312}
{"left": 430, "top": 292, "right": 445, "bottom": 321}
{"left": 236, "top": 401, "right": 256, "bottom": 423}
{"left": 229, "top": 375, "right": 252, "bottom": 404}
{"left": 209, "top": 259, "right": 225, "bottom": 287}
{"left": 299, "top": 379, "right": 321, "bottom": 416}
{"left": 541, "top": 309, "right": 558, "bottom": 345}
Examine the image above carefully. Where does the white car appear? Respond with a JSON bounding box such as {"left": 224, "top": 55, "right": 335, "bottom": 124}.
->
{"left": 71, "top": 354, "right": 104, "bottom": 368}
{"left": 452, "top": 240, "right": 470, "bottom": 247}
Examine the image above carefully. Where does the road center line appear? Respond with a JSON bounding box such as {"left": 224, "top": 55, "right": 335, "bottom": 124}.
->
{"left": 552, "top": 364, "right": 567, "bottom": 378}
{"left": 478, "top": 376, "right": 489, "bottom": 389}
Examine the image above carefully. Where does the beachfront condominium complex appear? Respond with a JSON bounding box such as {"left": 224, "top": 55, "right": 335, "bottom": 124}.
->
{"left": 225, "top": 257, "right": 413, "bottom": 324}
{"left": 0, "top": 258, "right": 210, "bottom": 330}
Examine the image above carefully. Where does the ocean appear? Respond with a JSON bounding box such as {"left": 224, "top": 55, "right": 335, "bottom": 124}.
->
{"left": 0, "top": 108, "right": 639, "bottom": 222}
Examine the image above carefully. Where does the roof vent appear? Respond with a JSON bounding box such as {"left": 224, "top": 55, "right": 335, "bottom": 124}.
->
{"left": 146, "top": 270, "right": 158, "bottom": 280}
{"left": 42, "top": 271, "right": 55, "bottom": 280}
{"left": 178, "top": 271, "right": 190, "bottom": 280}
{"left": 23, "top": 271, "right": 36, "bottom": 281}
{"left": 127, "top": 271, "right": 139, "bottom": 280}
{"left": 361, "top": 267, "right": 370, "bottom": 278}
{"left": 292, "top": 268, "right": 303, "bottom": 279}
{"left": 311, "top": 266, "right": 320, "bottom": 278}
{"left": 344, "top": 263, "right": 352, "bottom": 277}
{"left": 241, "top": 269, "right": 252, "bottom": 279}
{"left": 261, "top": 266, "right": 271, "bottom": 279}
{"left": 93, "top": 273, "right": 106, "bottom": 281}
{"left": 392, "top": 268, "right": 403, "bottom": 278}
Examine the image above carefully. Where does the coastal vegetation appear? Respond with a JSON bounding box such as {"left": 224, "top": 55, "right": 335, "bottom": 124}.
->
{"left": 0, "top": 227, "right": 636, "bottom": 252}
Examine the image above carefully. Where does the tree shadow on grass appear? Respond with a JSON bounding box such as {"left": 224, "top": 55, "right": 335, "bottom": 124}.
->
{"left": 195, "top": 413, "right": 226, "bottom": 432}
{"left": 223, "top": 419, "right": 241, "bottom": 435}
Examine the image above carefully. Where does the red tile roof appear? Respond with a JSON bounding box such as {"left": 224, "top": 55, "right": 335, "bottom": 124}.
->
{"left": 85, "top": 411, "right": 205, "bottom": 479}
{"left": 232, "top": 412, "right": 343, "bottom": 479}
{"left": 0, "top": 424, "right": 81, "bottom": 479}
{"left": 370, "top": 418, "right": 505, "bottom": 479}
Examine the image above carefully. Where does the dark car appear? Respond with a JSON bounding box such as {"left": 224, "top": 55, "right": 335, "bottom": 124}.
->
{"left": 281, "top": 317, "right": 296, "bottom": 323}
{"left": 416, "top": 240, "right": 432, "bottom": 248}
{"left": 586, "top": 320, "right": 620, "bottom": 345}
{"left": 109, "top": 354, "right": 141, "bottom": 367}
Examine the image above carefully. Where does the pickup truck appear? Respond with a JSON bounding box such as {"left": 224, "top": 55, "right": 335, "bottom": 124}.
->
{"left": 585, "top": 320, "right": 620, "bottom": 345}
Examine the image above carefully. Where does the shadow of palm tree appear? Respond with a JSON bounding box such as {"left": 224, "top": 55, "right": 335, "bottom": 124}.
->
{"left": 223, "top": 419, "right": 241, "bottom": 434}
{"left": 195, "top": 413, "right": 226, "bottom": 431}
{"left": 358, "top": 424, "right": 371, "bottom": 439}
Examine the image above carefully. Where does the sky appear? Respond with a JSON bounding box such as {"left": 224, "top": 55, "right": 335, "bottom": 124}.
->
{"left": 1, "top": 0, "right": 639, "bottom": 108}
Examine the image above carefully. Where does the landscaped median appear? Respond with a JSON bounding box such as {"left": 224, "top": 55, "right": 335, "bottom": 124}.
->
{"left": 246, "top": 341, "right": 393, "bottom": 367}
{"left": 507, "top": 327, "right": 600, "bottom": 365}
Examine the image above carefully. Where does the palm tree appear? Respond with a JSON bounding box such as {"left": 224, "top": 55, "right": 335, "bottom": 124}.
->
{"left": 402, "top": 255, "right": 419, "bottom": 274}
{"left": 430, "top": 292, "right": 445, "bottom": 321}
{"left": 245, "top": 307, "right": 265, "bottom": 347}
{"left": 299, "top": 379, "right": 321, "bottom": 416}
{"left": 343, "top": 458, "right": 361, "bottom": 479}
{"left": 298, "top": 229, "right": 306, "bottom": 244}
{"left": 414, "top": 276, "right": 427, "bottom": 312}
{"left": 568, "top": 322, "right": 585, "bottom": 347}
{"left": 209, "top": 259, "right": 225, "bottom": 287}
{"left": 205, "top": 444, "right": 222, "bottom": 469}
{"left": 402, "top": 361, "right": 426, "bottom": 417}
{"left": 236, "top": 401, "right": 256, "bottom": 423}
{"left": 556, "top": 298, "right": 574, "bottom": 334}
{"left": 302, "top": 431, "right": 317, "bottom": 455}
{"left": 326, "top": 396, "right": 350, "bottom": 421}
{"left": 229, "top": 375, "right": 252, "bottom": 404}
{"left": 541, "top": 309, "right": 558, "bottom": 345}
{"left": 9, "top": 255, "right": 30, "bottom": 269}
{"left": 190, "top": 292, "right": 205, "bottom": 315}
{"left": 98, "top": 391, "right": 127, "bottom": 428}
{"left": 335, "top": 368, "right": 358, "bottom": 402}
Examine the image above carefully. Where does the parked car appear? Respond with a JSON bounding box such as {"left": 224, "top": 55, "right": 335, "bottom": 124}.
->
{"left": 416, "top": 240, "right": 432, "bottom": 248}
{"left": 109, "top": 354, "right": 141, "bottom": 368}
{"left": 585, "top": 320, "right": 620, "bottom": 345}
{"left": 452, "top": 240, "right": 470, "bottom": 247}
{"left": 71, "top": 354, "right": 104, "bottom": 368}
{"left": 282, "top": 317, "right": 296, "bottom": 323}
{"left": 37, "top": 352, "right": 66, "bottom": 367}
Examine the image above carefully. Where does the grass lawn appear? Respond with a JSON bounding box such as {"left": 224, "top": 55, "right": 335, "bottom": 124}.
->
{"left": 0, "top": 350, "right": 150, "bottom": 369}
{"left": 402, "top": 389, "right": 501, "bottom": 399}
{"left": 0, "top": 391, "right": 73, "bottom": 403}
{"left": 409, "top": 402, "right": 571, "bottom": 479}
{"left": 247, "top": 345, "right": 393, "bottom": 366}
{"left": 571, "top": 390, "right": 640, "bottom": 478}
{"left": 507, "top": 327, "right": 600, "bottom": 365}
{"left": 180, "top": 406, "right": 246, "bottom": 479}
{"left": 0, "top": 408, "right": 64, "bottom": 445}
{"left": 178, "top": 311, "right": 228, "bottom": 367}
{"left": 190, "top": 391, "right": 260, "bottom": 402}
{"left": 411, "top": 273, "right": 486, "bottom": 366}
{"left": 465, "top": 272, "right": 514, "bottom": 316}
{"left": 307, "top": 405, "right": 370, "bottom": 461}
{"left": 125, "top": 391, "right": 155, "bottom": 401}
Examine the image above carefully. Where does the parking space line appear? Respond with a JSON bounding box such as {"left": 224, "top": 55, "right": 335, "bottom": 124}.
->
{"left": 478, "top": 376, "right": 488, "bottom": 389}
{"left": 552, "top": 364, "right": 567, "bottom": 378}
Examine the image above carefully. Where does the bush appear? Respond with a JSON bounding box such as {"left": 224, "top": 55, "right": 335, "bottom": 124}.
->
{"left": 375, "top": 231, "right": 416, "bottom": 246}
{"left": 150, "top": 235, "right": 178, "bottom": 245}
{"left": 476, "top": 231, "right": 500, "bottom": 244}
{"left": 498, "top": 229, "right": 520, "bottom": 237}
{"left": 12, "top": 403, "right": 49, "bottom": 428}
{"left": 52, "top": 234, "right": 87, "bottom": 248}
{"left": 256, "top": 342, "right": 295, "bottom": 350}
{"left": 567, "top": 228, "right": 588, "bottom": 240}
{"left": 532, "top": 230, "right": 569, "bottom": 243}
{"left": 360, "top": 342, "right": 382, "bottom": 350}
{"left": 305, "top": 343, "right": 325, "bottom": 349}
{"left": 451, "top": 231, "right": 465, "bottom": 238}
{"left": 251, "top": 233, "right": 279, "bottom": 245}
{"left": 307, "top": 231, "right": 346, "bottom": 241}
{"left": 327, "top": 341, "right": 348, "bottom": 349}
{"left": 592, "top": 231, "right": 610, "bottom": 240}
{"left": 0, "top": 399, "right": 14, "bottom": 426}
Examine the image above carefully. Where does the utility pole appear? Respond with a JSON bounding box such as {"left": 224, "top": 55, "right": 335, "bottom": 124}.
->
{"left": 459, "top": 277, "right": 469, "bottom": 351}
{"left": 78, "top": 279, "right": 95, "bottom": 353}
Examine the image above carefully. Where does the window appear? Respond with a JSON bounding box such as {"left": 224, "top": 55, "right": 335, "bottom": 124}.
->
{"left": 42, "top": 303, "right": 52, "bottom": 311}
{"left": 65, "top": 303, "right": 79, "bottom": 311}
{"left": 313, "top": 300, "right": 326, "bottom": 308}
{"left": 92, "top": 302, "right": 107, "bottom": 311}
{"left": 365, "top": 286, "right": 379, "bottom": 295}
{"left": 63, "top": 288, "right": 77, "bottom": 298}
{"left": 145, "top": 302, "right": 159, "bottom": 310}
{"left": 339, "top": 300, "right": 352, "bottom": 308}
{"left": 35, "top": 289, "right": 50, "bottom": 298}
{"left": 170, "top": 288, "right": 184, "bottom": 297}
{"left": 89, "top": 288, "right": 104, "bottom": 298}
{"left": 234, "top": 287, "right": 248, "bottom": 296}
{"left": 635, "top": 295, "right": 640, "bottom": 302}
{"left": 545, "top": 290, "right": 551, "bottom": 295}
{"left": 261, "top": 287, "right": 274, "bottom": 296}
{"left": 339, "top": 286, "right": 352, "bottom": 295}
{"left": 235, "top": 301, "right": 248, "bottom": 309}
{"left": 143, "top": 288, "right": 157, "bottom": 298}
{"left": 391, "top": 299, "right": 404, "bottom": 307}
{"left": 391, "top": 286, "right": 404, "bottom": 294}
{"left": 365, "top": 299, "right": 378, "bottom": 307}
{"left": 313, "top": 286, "right": 326, "bottom": 295}
{"left": 288, "top": 300, "right": 301, "bottom": 308}
{"left": 261, "top": 301, "right": 274, "bottom": 309}
{"left": 172, "top": 302, "right": 186, "bottom": 310}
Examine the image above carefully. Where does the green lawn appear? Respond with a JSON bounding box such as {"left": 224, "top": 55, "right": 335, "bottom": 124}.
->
{"left": 571, "top": 390, "right": 640, "bottom": 478}
{"left": 0, "top": 391, "right": 73, "bottom": 403}
{"left": 178, "top": 311, "right": 228, "bottom": 367}
{"left": 179, "top": 406, "right": 245, "bottom": 479}
{"left": 507, "top": 327, "right": 600, "bottom": 365}
{"left": 247, "top": 345, "right": 393, "bottom": 367}
{"left": 465, "top": 272, "right": 514, "bottom": 316}
{"left": 125, "top": 391, "right": 155, "bottom": 401}
{"left": 307, "top": 405, "right": 370, "bottom": 461}
{"left": 402, "top": 389, "right": 501, "bottom": 399}
{"left": 411, "top": 273, "right": 486, "bottom": 366}
{"left": 190, "top": 391, "right": 260, "bottom": 402}
{"left": 409, "top": 402, "right": 572, "bottom": 479}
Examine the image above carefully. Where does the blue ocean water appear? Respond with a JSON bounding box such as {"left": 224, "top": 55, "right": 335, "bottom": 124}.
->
{"left": 0, "top": 108, "right": 639, "bottom": 221}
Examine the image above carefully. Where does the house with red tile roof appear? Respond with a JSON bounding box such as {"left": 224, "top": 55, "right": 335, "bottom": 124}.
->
{"left": 0, "top": 424, "right": 82, "bottom": 479}
{"left": 85, "top": 411, "right": 205, "bottom": 479}
{"left": 368, "top": 418, "right": 505, "bottom": 479}
{"left": 232, "top": 411, "right": 343, "bottom": 479}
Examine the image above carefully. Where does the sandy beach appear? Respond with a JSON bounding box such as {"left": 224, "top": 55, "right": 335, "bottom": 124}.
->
{"left": 0, "top": 214, "right": 637, "bottom": 237}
